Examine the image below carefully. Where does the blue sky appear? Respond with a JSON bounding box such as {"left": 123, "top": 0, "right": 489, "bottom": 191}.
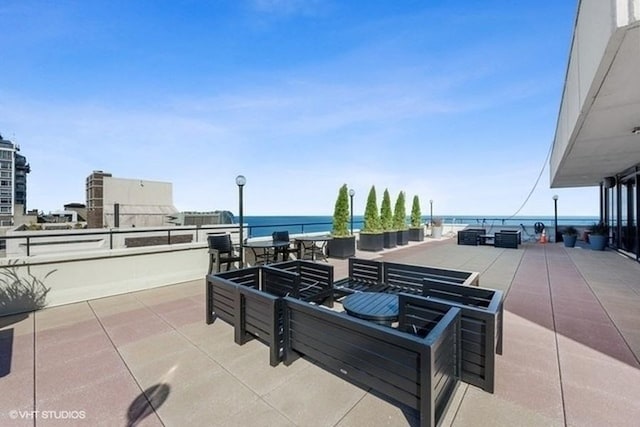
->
{"left": 0, "top": 0, "right": 598, "bottom": 217}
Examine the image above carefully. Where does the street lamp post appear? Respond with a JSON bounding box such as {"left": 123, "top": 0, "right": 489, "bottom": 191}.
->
{"left": 236, "top": 175, "right": 246, "bottom": 266}
{"left": 429, "top": 199, "right": 434, "bottom": 227}
{"left": 349, "top": 188, "right": 355, "bottom": 235}
{"left": 553, "top": 194, "right": 559, "bottom": 243}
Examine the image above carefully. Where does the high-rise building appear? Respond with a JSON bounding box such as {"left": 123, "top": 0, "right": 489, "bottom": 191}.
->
{"left": 0, "top": 133, "right": 31, "bottom": 226}
{"left": 86, "top": 170, "right": 112, "bottom": 228}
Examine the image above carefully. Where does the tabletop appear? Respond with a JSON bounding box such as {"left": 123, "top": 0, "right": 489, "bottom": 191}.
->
{"left": 342, "top": 292, "right": 399, "bottom": 325}
{"left": 294, "top": 235, "right": 333, "bottom": 242}
{"left": 244, "top": 240, "right": 291, "bottom": 249}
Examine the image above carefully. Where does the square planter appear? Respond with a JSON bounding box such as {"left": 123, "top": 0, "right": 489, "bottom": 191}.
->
{"left": 359, "top": 233, "right": 384, "bottom": 251}
{"left": 408, "top": 227, "right": 424, "bottom": 241}
{"left": 431, "top": 226, "right": 443, "bottom": 239}
{"left": 383, "top": 231, "right": 397, "bottom": 248}
{"left": 327, "top": 236, "right": 356, "bottom": 259}
{"left": 396, "top": 229, "right": 409, "bottom": 246}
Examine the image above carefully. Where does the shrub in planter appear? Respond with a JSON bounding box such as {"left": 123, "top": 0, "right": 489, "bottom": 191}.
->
{"left": 381, "top": 188, "right": 397, "bottom": 248}
{"left": 589, "top": 222, "right": 609, "bottom": 251}
{"left": 359, "top": 186, "right": 384, "bottom": 251}
{"left": 408, "top": 195, "right": 424, "bottom": 241}
{"left": 562, "top": 225, "right": 578, "bottom": 248}
{"left": 394, "top": 191, "right": 409, "bottom": 245}
{"left": 328, "top": 184, "right": 355, "bottom": 258}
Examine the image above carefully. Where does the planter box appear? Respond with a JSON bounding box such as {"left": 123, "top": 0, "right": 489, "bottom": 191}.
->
{"left": 359, "top": 232, "right": 384, "bottom": 251}
{"left": 431, "top": 226, "right": 443, "bottom": 239}
{"left": 563, "top": 234, "right": 577, "bottom": 248}
{"left": 326, "top": 236, "right": 356, "bottom": 259}
{"left": 383, "top": 231, "right": 397, "bottom": 248}
{"left": 408, "top": 227, "right": 424, "bottom": 241}
{"left": 590, "top": 235, "right": 608, "bottom": 251}
{"left": 396, "top": 229, "right": 409, "bottom": 246}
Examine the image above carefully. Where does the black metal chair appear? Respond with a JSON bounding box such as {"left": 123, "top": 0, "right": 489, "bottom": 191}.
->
{"left": 272, "top": 231, "right": 298, "bottom": 261}
{"left": 208, "top": 234, "right": 242, "bottom": 274}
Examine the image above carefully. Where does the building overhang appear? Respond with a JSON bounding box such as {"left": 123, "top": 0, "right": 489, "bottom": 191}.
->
{"left": 551, "top": 2, "right": 640, "bottom": 188}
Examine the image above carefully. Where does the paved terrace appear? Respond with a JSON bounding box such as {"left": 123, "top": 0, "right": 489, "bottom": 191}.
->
{"left": 1, "top": 238, "right": 640, "bottom": 426}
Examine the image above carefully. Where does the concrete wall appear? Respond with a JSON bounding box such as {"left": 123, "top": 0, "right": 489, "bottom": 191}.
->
{"left": 0, "top": 243, "right": 209, "bottom": 316}
{"left": 102, "top": 177, "right": 177, "bottom": 227}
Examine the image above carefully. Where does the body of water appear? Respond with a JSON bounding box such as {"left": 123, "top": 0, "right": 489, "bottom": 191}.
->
{"left": 241, "top": 215, "right": 600, "bottom": 238}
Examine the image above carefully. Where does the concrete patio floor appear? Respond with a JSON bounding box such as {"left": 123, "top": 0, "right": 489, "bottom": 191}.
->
{"left": 2, "top": 237, "right": 640, "bottom": 426}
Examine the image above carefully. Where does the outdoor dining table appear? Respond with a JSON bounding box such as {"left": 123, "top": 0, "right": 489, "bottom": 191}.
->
{"left": 294, "top": 235, "right": 333, "bottom": 262}
{"left": 244, "top": 240, "right": 291, "bottom": 265}
{"left": 342, "top": 292, "right": 399, "bottom": 326}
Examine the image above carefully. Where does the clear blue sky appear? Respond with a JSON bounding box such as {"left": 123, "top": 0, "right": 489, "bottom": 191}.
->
{"left": 0, "top": 0, "right": 597, "bottom": 217}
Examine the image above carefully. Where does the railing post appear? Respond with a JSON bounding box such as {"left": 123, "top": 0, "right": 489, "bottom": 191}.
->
{"left": 168, "top": 230, "right": 171, "bottom": 245}
{"left": 110, "top": 229, "right": 113, "bottom": 250}
{"left": 26, "top": 236, "right": 30, "bottom": 256}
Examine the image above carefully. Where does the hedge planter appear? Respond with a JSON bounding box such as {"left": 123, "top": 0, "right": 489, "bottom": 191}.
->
{"left": 563, "top": 234, "right": 577, "bottom": 248}
{"left": 383, "top": 231, "right": 397, "bottom": 249}
{"left": 590, "top": 235, "right": 608, "bottom": 251}
{"left": 396, "top": 229, "right": 409, "bottom": 246}
{"left": 327, "top": 236, "right": 356, "bottom": 259}
{"left": 408, "top": 227, "right": 424, "bottom": 241}
{"left": 359, "top": 233, "right": 384, "bottom": 251}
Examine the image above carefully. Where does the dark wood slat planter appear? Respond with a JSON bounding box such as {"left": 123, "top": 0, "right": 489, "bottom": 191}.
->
{"left": 383, "top": 231, "right": 397, "bottom": 248}
{"left": 397, "top": 229, "right": 410, "bottom": 246}
{"left": 282, "top": 295, "right": 462, "bottom": 427}
{"left": 326, "top": 236, "right": 356, "bottom": 259}
{"left": 421, "top": 278, "right": 504, "bottom": 393}
{"left": 359, "top": 233, "right": 384, "bottom": 251}
{"left": 409, "top": 227, "right": 425, "bottom": 241}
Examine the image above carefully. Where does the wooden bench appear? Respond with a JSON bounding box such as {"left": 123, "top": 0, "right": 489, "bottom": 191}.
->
{"left": 283, "top": 294, "right": 462, "bottom": 427}
{"left": 267, "top": 260, "right": 334, "bottom": 307}
{"left": 494, "top": 230, "right": 520, "bottom": 249}
{"left": 457, "top": 228, "right": 486, "bottom": 246}
{"left": 422, "top": 278, "right": 504, "bottom": 393}
{"left": 333, "top": 258, "right": 479, "bottom": 296}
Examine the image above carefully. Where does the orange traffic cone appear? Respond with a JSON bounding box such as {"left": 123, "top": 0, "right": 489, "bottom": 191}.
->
{"left": 540, "top": 230, "right": 547, "bottom": 244}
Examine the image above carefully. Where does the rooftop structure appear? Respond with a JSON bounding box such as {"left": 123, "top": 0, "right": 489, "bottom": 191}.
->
{"left": 551, "top": 0, "right": 640, "bottom": 261}
{"left": 86, "top": 171, "right": 178, "bottom": 228}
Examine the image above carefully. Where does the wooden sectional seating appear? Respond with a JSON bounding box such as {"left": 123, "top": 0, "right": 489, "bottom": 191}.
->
{"left": 283, "top": 294, "right": 462, "bottom": 427}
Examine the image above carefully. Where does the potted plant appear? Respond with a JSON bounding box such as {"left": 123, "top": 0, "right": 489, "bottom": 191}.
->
{"left": 408, "top": 195, "right": 424, "bottom": 241}
{"left": 589, "top": 222, "right": 609, "bottom": 251}
{"left": 431, "top": 217, "right": 443, "bottom": 239}
{"left": 394, "top": 191, "right": 409, "bottom": 246}
{"left": 359, "top": 186, "right": 384, "bottom": 251}
{"left": 380, "top": 188, "right": 397, "bottom": 249}
{"left": 562, "top": 225, "right": 578, "bottom": 248}
{"left": 327, "top": 184, "right": 356, "bottom": 259}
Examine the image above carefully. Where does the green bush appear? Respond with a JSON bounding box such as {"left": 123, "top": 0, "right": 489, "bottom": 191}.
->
{"left": 331, "top": 184, "right": 350, "bottom": 237}
{"left": 362, "top": 186, "right": 381, "bottom": 233}
{"left": 410, "top": 195, "right": 422, "bottom": 228}
{"left": 380, "top": 188, "right": 393, "bottom": 231}
{"left": 393, "top": 191, "right": 408, "bottom": 230}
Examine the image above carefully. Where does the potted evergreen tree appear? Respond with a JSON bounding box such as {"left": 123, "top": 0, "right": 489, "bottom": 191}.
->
{"left": 408, "top": 195, "right": 424, "bottom": 241}
{"left": 380, "top": 188, "right": 397, "bottom": 248}
{"left": 562, "top": 225, "right": 578, "bottom": 248}
{"left": 359, "top": 186, "right": 384, "bottom": 251}
{"left": 394, "top": 191, "right": 409, "bottom": 245}
{"left": 327, "top": 184, "right": 356, "bottom": 258}
{"left": 589, "top": 222, "right": 609, "bottom": 251}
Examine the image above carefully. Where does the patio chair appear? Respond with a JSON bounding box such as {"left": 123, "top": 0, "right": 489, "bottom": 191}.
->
{"left": 207, "top": 234, "right": 243, "bottom": 274}
{"left": 272, "top": 231, "right": 297, "bottom": 261}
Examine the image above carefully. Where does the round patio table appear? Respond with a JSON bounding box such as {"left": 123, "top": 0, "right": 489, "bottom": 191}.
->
{"left": 342, "top": 292, "right": 399, "bottom": 326}
{"left": 244, "top": 240, "right": 291, "bottom": 265}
